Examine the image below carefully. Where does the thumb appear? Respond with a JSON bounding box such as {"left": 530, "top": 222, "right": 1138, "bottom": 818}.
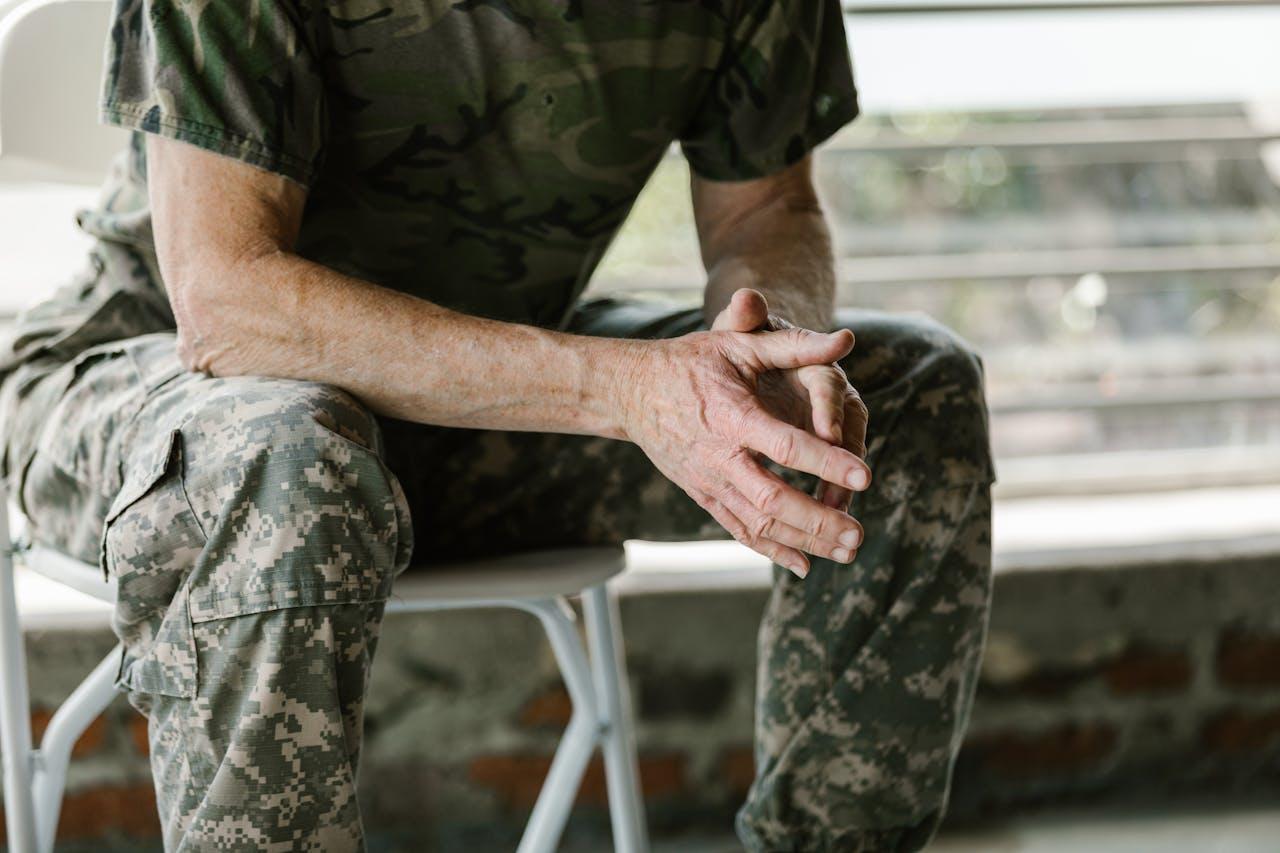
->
{"left": 712, "top": 288, "right": 770, "bottom": 332}
{"left": 744, "top": 327, "right": 854, "bottom": 371}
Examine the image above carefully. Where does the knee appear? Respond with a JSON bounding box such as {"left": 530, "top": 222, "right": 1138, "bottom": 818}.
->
{"left": 186, "top": 378, "right": 383, "bottom": 485}
{"left": 176, "top": 377, "right": 411, "bottom": 581}
{"left": 840, "top": 313, "right": 988, "bottom": 420}
{"left": 838, "top": 314, "right": 995, "bottom": 493}
{"left": 918, "top": 326, "right": 989, "bottom": 420}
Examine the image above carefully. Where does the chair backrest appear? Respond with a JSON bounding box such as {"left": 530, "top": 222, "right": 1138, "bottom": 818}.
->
{"left": 0, "top": 0, "right": 123, "bottom": 184}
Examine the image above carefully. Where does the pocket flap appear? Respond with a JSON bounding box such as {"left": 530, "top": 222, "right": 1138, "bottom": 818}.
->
{"left": 104, "top": 429, "right": 205, "bottom": 699}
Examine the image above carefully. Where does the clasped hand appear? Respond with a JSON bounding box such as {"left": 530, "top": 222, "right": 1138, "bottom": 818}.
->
{"left": 616, "top": 289, "right": 870, "bottom": 577}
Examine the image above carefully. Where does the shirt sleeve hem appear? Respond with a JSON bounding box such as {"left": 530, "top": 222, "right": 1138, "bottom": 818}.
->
{"left": 100, "top": 101, "right": 316, "bottom": 187}
{"left": 684, "top": 93, "right": 860, "bottom": 183}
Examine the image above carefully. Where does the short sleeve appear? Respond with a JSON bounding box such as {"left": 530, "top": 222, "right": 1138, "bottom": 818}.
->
{"left": 679, "top": 0, "right": 858, "bottom": 182}
{"left": 100, "top": 0, "right": 327, "bottom": 186}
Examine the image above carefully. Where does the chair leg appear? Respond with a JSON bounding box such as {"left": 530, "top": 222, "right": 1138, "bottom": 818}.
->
{"left": 32, "top": 646, "right": 122, "bottom": 852}
{"left": 518, "top": 597, "right": 602, "bottom": 853}
{"left": 583, "top": 583, "right": 649, "bottom": 853}
{"left": 0, "top": 484, "right": 39, "bottom": 853}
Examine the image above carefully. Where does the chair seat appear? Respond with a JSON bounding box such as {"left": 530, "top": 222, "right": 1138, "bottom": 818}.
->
{"left": 389, "top": 547, "right": 625, "bottom": 605}
{"left": 18, "top": 546, "right": 116, "bottom": 605}
{"left": 17, "top": 543, "right": 627, "bottom": 610}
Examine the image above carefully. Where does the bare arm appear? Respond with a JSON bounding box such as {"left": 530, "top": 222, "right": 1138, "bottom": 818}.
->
{"left": 694, "top": 156, "right": 836, "bottom": 332}
{"left": 691, "top": 157, "right": 870, "bottom": 518}
{"left": 150, "top": 137, "right": 870, "bottom": 574}
{"left": 150, "top": 135, "right": 629, "bottom": 437}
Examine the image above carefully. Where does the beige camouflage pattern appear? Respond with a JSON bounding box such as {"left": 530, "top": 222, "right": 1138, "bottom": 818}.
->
{"left": 2, "top": 242, "right": 994, "bottom": 849}
{"left": 94, "top": 0, "right": 857, "bottom": 328}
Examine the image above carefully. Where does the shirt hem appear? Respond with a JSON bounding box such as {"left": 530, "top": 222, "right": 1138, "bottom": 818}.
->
{"left": 100, "top": 101, "right": 316, "bottom": 187}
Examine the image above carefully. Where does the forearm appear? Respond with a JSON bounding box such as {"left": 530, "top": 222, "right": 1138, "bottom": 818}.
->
{"left": 176, "top": 250, "right": 636, "bottom": 438}
{"left": 701, "top": 200, "right": 837, "bottom": 331}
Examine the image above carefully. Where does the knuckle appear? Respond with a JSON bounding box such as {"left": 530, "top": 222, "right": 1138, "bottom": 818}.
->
{"left": 754, "top": 482, "right": 785, "bottom": 513}
{"left": 727, "top": 406, "right": 757, "bottom": 442}
{"left": 817, "top": 449, "right": 841, "bottom": 483}
{"left": 770, "top": 430, "right": 795, "bottom": 462}
{"left": 749, "top": 512, "right": 773, "bottom": 542}
{"left": 808, "top": 511, "right": 830, "bottom": 540}
{"left": 724, "top": 518, "right": 751, "bottom": 545}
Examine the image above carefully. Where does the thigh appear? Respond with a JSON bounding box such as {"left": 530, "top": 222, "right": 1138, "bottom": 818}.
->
{"left": 838, "top": 309, "right": 996, "bottom": 510}
{"left": 10, "top": 332, "right": 188, "bottom": 562}
{"left": 1, "top": 237, "right": 174, "bottom": 556}
{"left": 382, "top": 418, "right": 724, "bottom": 563}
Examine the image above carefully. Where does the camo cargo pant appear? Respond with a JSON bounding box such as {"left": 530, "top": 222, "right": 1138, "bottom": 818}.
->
{"left": 0, "top": 243, "right": 995, "bottom": 852}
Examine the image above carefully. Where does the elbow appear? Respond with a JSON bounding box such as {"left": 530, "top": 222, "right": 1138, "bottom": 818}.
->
{"left": 166, "top": 257, "right": 245, "bottom": 377}
{"left": 174, "top": 318, "right": 219, "bottom": 376}
{"left": 162, "top": 237, "right": 290, "bottom": 376}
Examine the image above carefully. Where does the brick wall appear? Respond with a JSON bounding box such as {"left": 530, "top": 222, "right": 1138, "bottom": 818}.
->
{"left": 4, "top": 547, "right": 1279, "bottom": 851}
{"left": 952, "top": 550, "right": 1280, "bottom": 819}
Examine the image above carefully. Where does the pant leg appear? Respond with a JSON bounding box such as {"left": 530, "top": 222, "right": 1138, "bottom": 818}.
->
{"left": 7, "top": 332, "right": 412, "bottom": 851}
{"left": 738, "top": 311, "right": 995, "bottom": 853}
{"left": 385, "top": 298, "right": 995, "bottom": 851}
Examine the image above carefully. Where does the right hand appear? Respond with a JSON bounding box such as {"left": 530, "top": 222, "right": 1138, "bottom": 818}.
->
{"left": 613, "top": 327, "right": 871, "bottom": 578}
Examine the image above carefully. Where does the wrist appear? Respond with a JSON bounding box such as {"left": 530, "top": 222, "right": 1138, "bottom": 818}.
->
{"left": 578, "top": 336, "right": 649, "bottom": 441}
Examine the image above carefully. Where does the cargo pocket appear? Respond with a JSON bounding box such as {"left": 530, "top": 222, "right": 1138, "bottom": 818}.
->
{"left": 103, "top": 428, "right": 207, "bottom": 700}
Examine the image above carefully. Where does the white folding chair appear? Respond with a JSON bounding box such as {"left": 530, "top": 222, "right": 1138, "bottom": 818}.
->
{"left": 0, "top": 492, "right": 648, "bottom": 853}
{"left": 0, "top": 1, "right": 649, "bottom": 850}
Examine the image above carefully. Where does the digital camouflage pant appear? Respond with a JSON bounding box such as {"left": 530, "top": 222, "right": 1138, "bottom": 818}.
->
{"left": 0, "top": 241, "right": 995, "bottom": 852}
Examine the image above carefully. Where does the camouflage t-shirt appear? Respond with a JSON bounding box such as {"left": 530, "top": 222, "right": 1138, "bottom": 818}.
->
{"left": 92, "top": 0, "right": 858, "bottom": 328}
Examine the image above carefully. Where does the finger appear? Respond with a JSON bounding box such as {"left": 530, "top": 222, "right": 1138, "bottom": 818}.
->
{"left": 728, "top": 455, "right": 864, "bottom": 557}
{"left": 737, "top": 327, "right": 855, "bottom": 372}
{"left": 717, "top": 483, "right": 858, "bottom": 564}
{"left": 712, "top": 288, "right": 770, "bottom": 332}
{"left": 740, "top": 408, "right": 872, "bottom": 491}
{"left": 799, "top": 365, "right": 846, "bottom": 446}
{"left": 730, "top": 288, "right": 770, "bottom": 331}
{"left": 843, "top": 392, "right": 870, "bottom": 459}
{"left": 823, "top": 394, "right": 870, "bottom": 510}
{"left": 694, "top": 490, "right": 811, "bottom": 577}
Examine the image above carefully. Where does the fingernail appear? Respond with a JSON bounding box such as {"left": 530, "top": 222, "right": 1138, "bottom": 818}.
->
{"left": 839, "top": 529, "right": 861, "bottom": 548}
{"left": 847, "top": 469, "right": 870, "bottom": 490}
{"left": 833, "top": 548, "right": 852, "bottom": 563}
{"left": 789, "top": 559, "right": 808, "bottom": 577}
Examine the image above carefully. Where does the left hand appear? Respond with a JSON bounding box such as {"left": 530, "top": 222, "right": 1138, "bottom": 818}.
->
{"left": 712, "top": 288, "right": 870, "bottom": 513}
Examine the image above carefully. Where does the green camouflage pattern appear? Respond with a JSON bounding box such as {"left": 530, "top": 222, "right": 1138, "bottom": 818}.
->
{"left": 92, "top": 0, "right": 857, "bottom": 328}
{"left": 1, "top": 242, "right": 993, "bottom": 849}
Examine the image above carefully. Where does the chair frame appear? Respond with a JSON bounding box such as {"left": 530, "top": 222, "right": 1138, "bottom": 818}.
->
{"left": 0, "top": 479, "right": 649, "bottom": 853}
